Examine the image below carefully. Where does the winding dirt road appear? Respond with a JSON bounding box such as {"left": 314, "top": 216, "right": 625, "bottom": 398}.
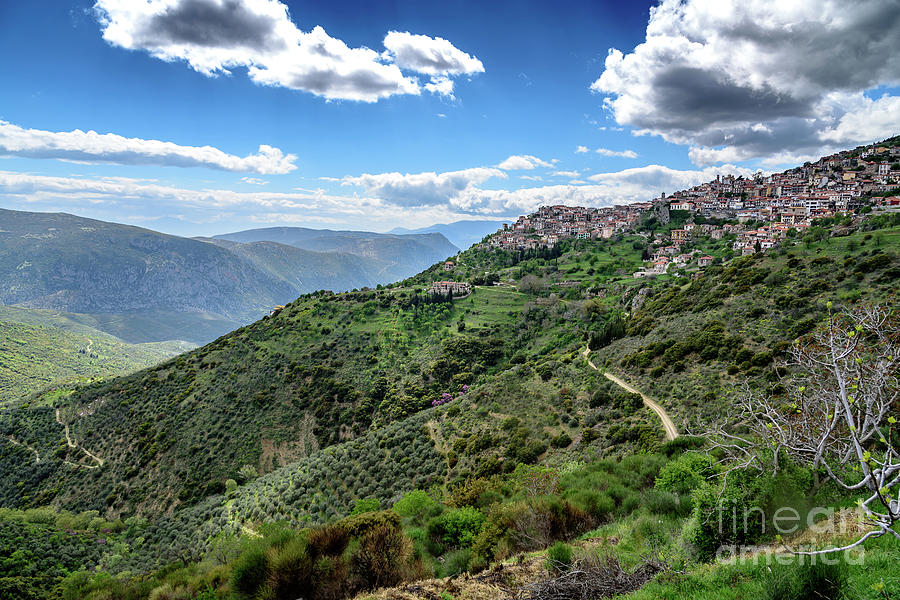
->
{"left": 582, "top": 347, "right": 678, "bottom": 441}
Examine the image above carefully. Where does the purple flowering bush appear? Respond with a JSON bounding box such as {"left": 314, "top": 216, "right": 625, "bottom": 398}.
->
{"left": 432, "top": 385, "right": 468, "bottom": 406}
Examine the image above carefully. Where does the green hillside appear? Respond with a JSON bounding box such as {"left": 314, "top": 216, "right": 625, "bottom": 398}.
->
{"left": 2, "top": 213, "right": 896, "bottom": 515}
{"left": 0, "top": 309, "right": 192, "bottom": 402}
{"left": 0, "top": 211, "right": 897, "bottom": 599}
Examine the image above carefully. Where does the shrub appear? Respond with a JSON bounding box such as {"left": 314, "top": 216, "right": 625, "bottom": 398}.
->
{"left": 350, "top": 498, "right": 380, "bottom": 515}
{"left": 351, "top": 523, "right": 416, "bottom": 592}
{"left": 443, "top": 548, "right": 472, "bottom": 576}
{"left": 644, "top": 489, "right": 680, "bottom": 516}
{"left": 230, "top": 547, "right": 267, "bottom": 598}
{"left": 336, "top": 510, "right": 402, "bottom": 538}
{"left": 448, "top": 477, "right": 497, "bottom": 508}
{"left": 307, "top": 524, "right": 350, "bottom": 557}
{"left": 655, "top": 453, "right": 715, "bottom": 496}
{"left": 660, "top": 435, "right": 705, "bottom": 457}
{"left": 473, "top": 496, "right": 592, "bottom": 564}
{"left": 393, "top": 490, "right": 442, "bottom": 525}
{"left": 564, "top": 490, "right": 615, "bottom": 522}
{"left": 545, "top": 541, "right": 573, "bottom": 574}
{"left": 551, "top": 432, "right": 572, "bottom": 448}
{"left": 427, "top": 506, "right": 485, "bottom": 551}
{"left": 690, "top": 464, "right": 812, "bottom": 561}
{"left": 621, "top": 492, "right": 641, "bottom": 515}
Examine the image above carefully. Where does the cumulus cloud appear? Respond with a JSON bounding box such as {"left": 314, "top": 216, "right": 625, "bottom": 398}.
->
{"left": 342, "top": 167, "right": 505, "bottom": 206}
{"left": 592, "top": 0, "right": 900, "bottom": 165}
{"left": 383, "top": 30, "right": 483, "bottom": 97}
{"left": 94, "top": 0, "right": 482, "bottom": 102}
{"left": 552, "top": 170, "right": 580, "bottom": 178}
{"left": 587, "top": 163, "right": 754, "bottom": 198}
{"left": 383, "top": 31, "right": 483, "bottom": 75}
{"left": 497, "top": 154, "right": 554, "bottom": 170}
{"left": 424, "top": 76, "right": 455, "bottom": 97}
{"left": 594, "top": 148, "right": 638, "bottom": 159}
{"left": 575, "top": 145, "right": 589, "bottom": 153}
{"left": 0, "top": 120, "right": 296, "bottom": 174}
{"left": 0, "top": 159, "right": 762, "bottom": 228}
{"left": 341, "top": 162, "right": 755, "bottom": 215}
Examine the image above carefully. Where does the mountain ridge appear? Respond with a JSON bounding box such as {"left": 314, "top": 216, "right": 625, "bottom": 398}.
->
{"left": 0, "top": 209, "right": 460, "bottom": 345}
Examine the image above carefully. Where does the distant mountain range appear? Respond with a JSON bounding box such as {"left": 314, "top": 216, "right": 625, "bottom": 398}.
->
{"left": 212, "top": 226, "right": 459, "bottom": 278}
{"left": 0, "top": 209, "right": 459, "bottom": 344}
{"left": 388, "top": 219, "right": 509, "bottom": 250}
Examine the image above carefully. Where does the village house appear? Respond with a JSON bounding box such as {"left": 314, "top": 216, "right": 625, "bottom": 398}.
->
{"left": 697, "top": 256, "right": 713, "bottom": 267}
{"left": 442, "top": 261, "right": 456, "bottom": 271}
{"left": 430, "top": 281, "right": 471, "bottom": 296}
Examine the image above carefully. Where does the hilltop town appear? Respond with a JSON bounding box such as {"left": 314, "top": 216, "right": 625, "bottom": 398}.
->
{"left": 483, "top": 136, "right": 900, "bottom": 277}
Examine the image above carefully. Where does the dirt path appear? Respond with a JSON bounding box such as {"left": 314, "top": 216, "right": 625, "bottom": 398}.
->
{"left": 582, "top": 347, "right": 678, "bottom": 441}
{"left": 56, "top": 408, "right": 104, "bottom": 467}
{"left": 7, "top": 436, "right": 40, "bottom": 463}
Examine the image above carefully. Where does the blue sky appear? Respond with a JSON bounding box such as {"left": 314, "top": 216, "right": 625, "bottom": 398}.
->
{"left": 1, "top": 0, "right": 898, "bottom": 236}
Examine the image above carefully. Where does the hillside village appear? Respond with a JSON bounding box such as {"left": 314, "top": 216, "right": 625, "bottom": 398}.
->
{"left": 484, "top": 137, "right": 900, "bottom": 277}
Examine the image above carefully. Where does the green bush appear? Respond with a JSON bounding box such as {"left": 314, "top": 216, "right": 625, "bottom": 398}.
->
{"left": 644, "top": 489, "right": 680, "bottom": 516}
{"left": 442, "top": 548, "right": 472, "bottom": 577}
{"left": 655, "top": 453, "right": 715, "bottom": 496}
{"left": 350, "top": 523, "right": 416, "bottom": 592}
{"left": 551, "top": 432, "right": 572, "bottom": 448}
{"left": 689, "top": 463, "right": 812, "bottom": 561}
{"left": 336, "top": 510, "right": 402, "bottom": 538}
{"left": 230, "top": 547, "right": 267, "bottom": 598}
{"left": 564, "top": 490, "right": 615, "bottom": 522}
{"left": 393, "top": 490, "right": 442, "bottom": 525}
{"left": 427, "top": 507, "right": 485, "bottom": 552}
{"left": 545, "top": 541, "right": 573, "bottom": 574}
{"left": 350, "top": 498, "right": 380, "bottom": 515}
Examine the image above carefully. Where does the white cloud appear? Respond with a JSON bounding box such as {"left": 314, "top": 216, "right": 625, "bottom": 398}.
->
{"left": 0, "top": 120, "right": 296, "bottom": 174}
{"left": 497, "top": 154, "right": 553, "bottom": 170}
{"left": 594, "top": 148, "right": 638, "bottom": 159}
{"left": 520, "top": 175, "right": 543, "bottom": 181}
{"left": 382, "top": 30, "right": 484, "bottom": 75}
{"left": 820, "top": 93, "right": 900, "bottom": 146}
{"left": 240, "top": 176, "right": 268, "bottom": 185}
{"left": 0, "top": 169, "right": 514, "bottom": 232}
{"left": 94, "top": 0, "right": 482, "bottom": 102}
{"left": 342, "top": 167, "right": 505, "bottom": 206}
{"left": 575, "top": 145, "right": 589, "bottom": 153}
{"left": 587, "top": 163, "right": 755, "bottom": 199}
{"left": 552, "top": 170, "right": 580, "bottom": 178}
{"left": 0, "top": 159, "right": 763, "bottom": 230}
{"left": 592, "top": 0, "right": 900, "bottom": 164}
{"left": 342, "top": 162, "right": 754, "bottom": 215}
{"left": 423, "top": 76, "right": 455, "bottom": 98}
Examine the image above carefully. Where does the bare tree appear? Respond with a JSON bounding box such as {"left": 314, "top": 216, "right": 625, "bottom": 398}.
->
{"left": 706, "top": 303, "right": 899, "bottom": 553}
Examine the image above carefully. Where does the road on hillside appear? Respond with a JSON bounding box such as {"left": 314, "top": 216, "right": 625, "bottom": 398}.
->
{"left": 582, "top": 347, "right": 678, "bottom": 441}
